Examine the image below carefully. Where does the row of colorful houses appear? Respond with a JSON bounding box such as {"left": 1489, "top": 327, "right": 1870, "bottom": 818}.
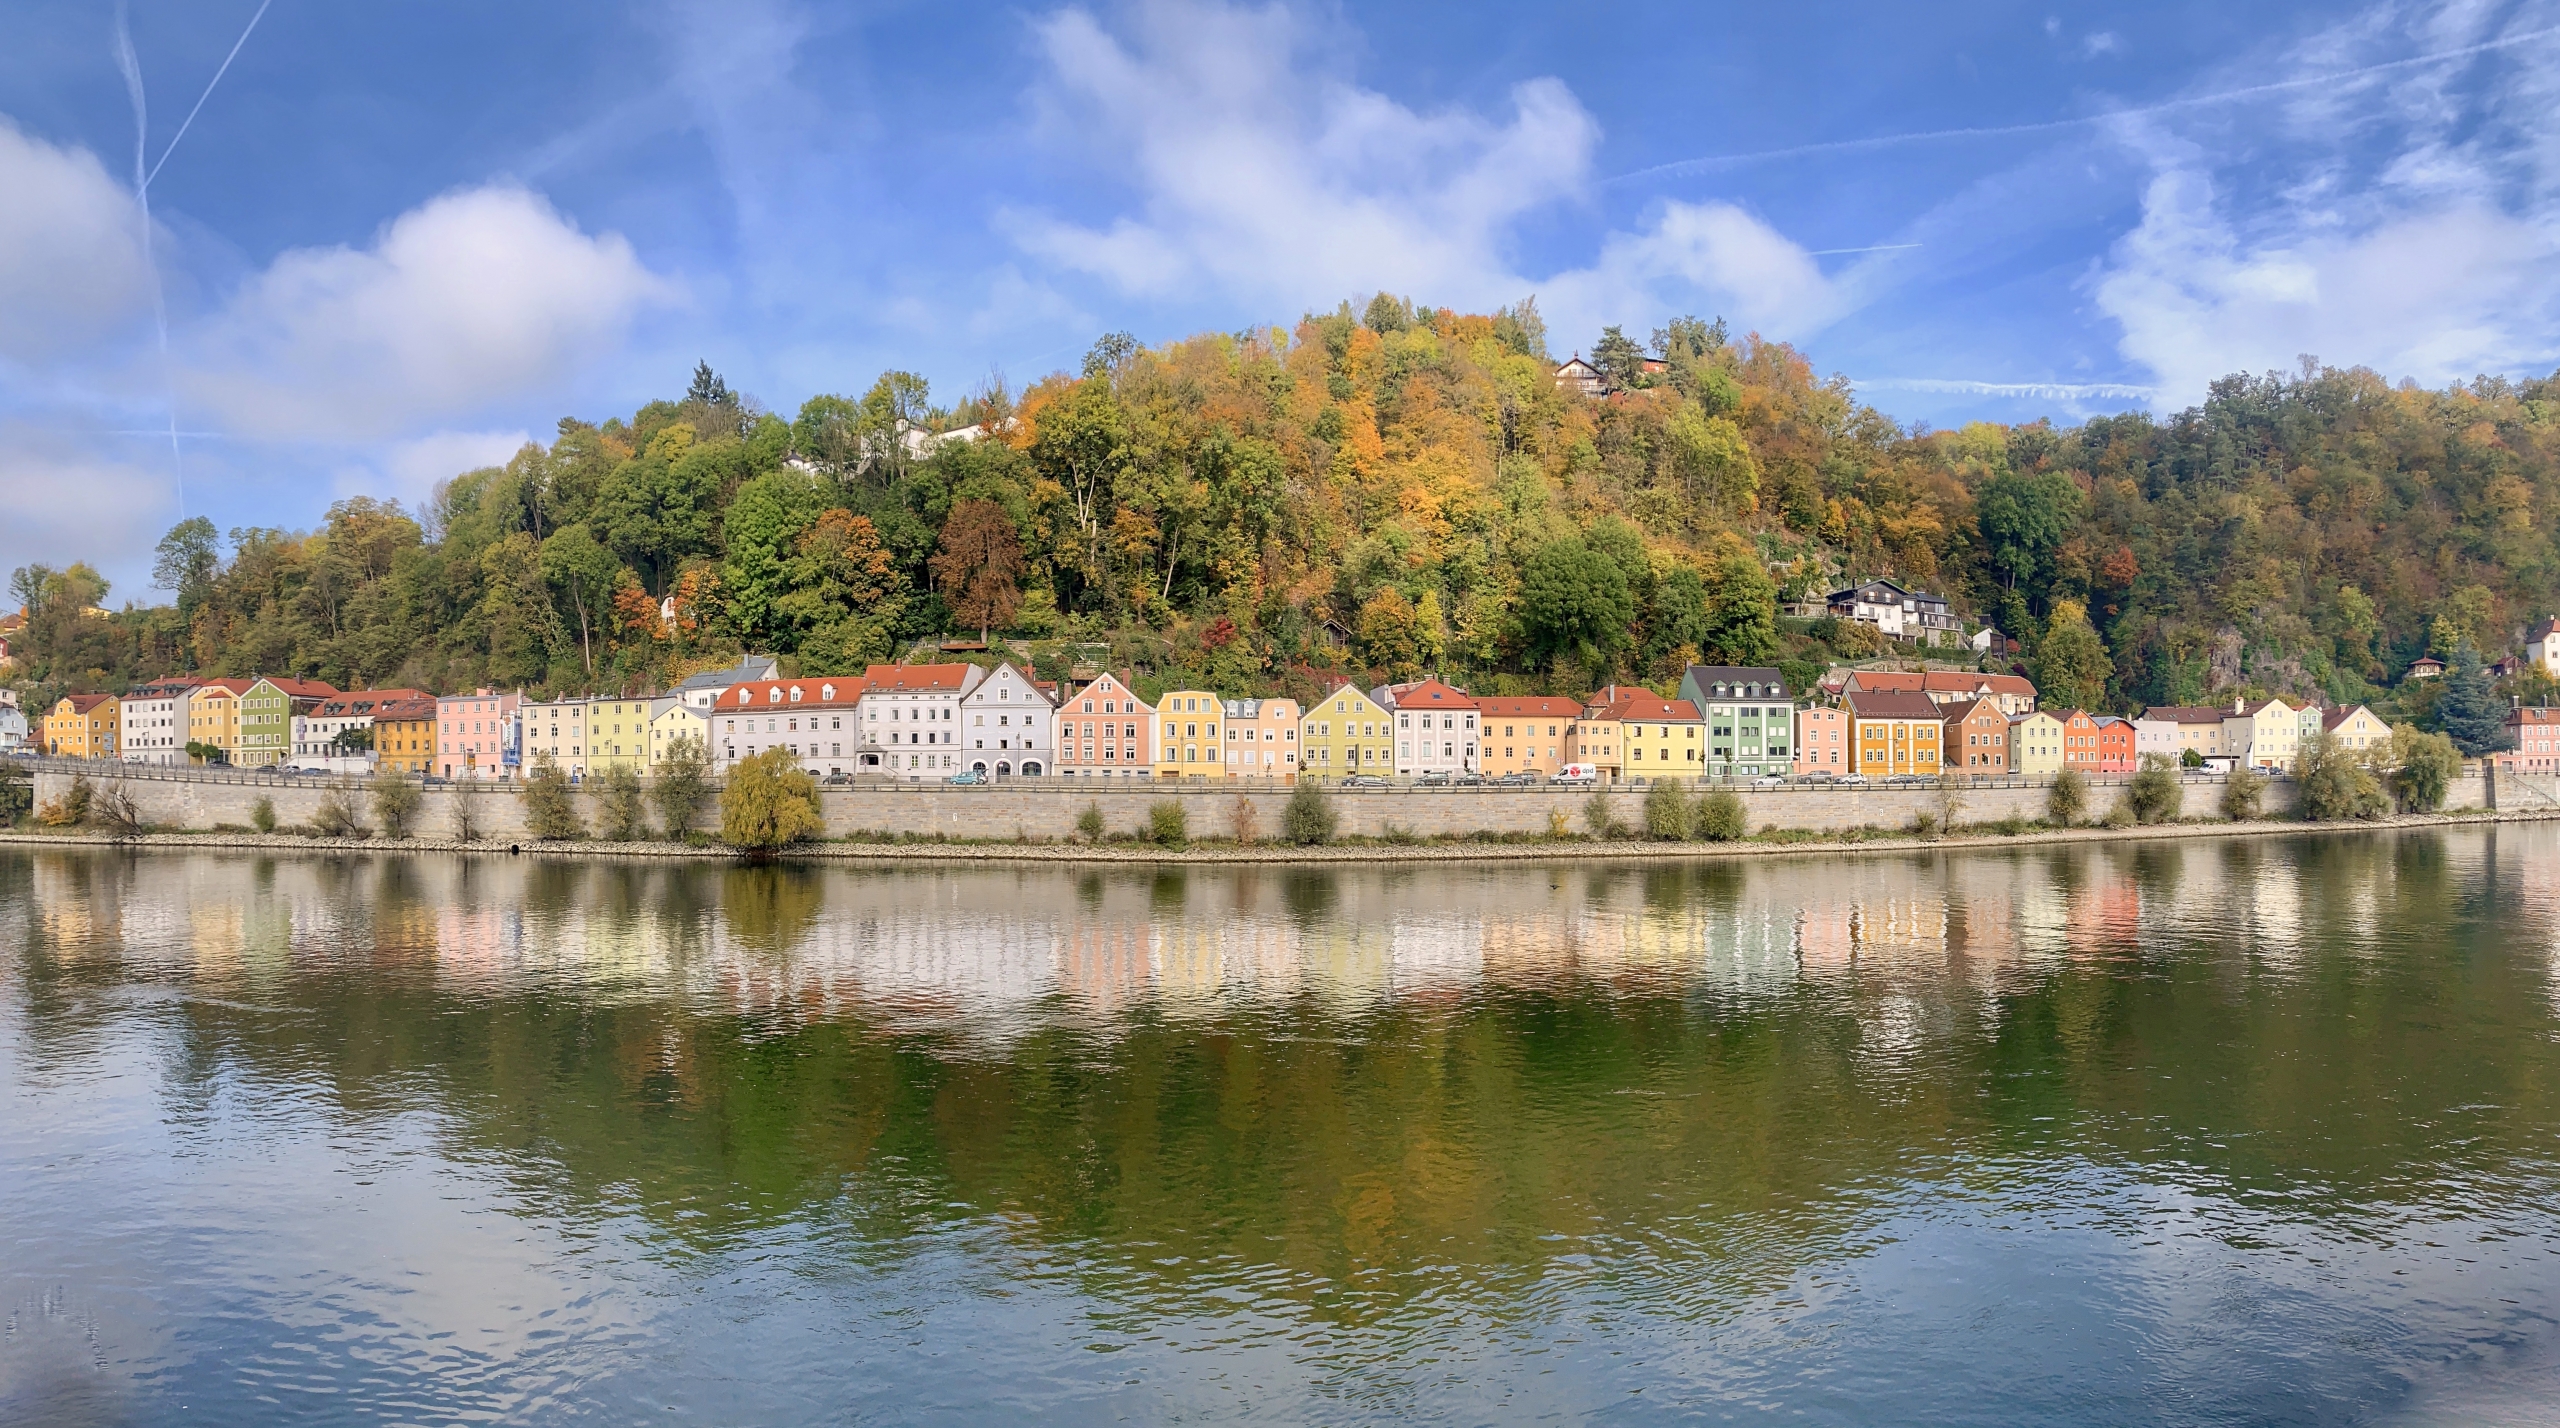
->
{"left": 26, "top": 649, "right": 2473, "bottom": 786}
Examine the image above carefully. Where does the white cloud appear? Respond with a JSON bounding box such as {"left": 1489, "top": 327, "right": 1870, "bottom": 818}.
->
{"left": 2092, "top": 2, "right": 2560, "bottom": 404}
{"left": 0, "top": 118, "right": 153, "bottom": 363}
{"left": 344, "top": 429, "right": 535, "bottom": 511}
{"left": 0, "top": 422, "right": 171, "bottom": 595}
{"left": 1009, "top": 0, "right": 1841, "bottom": 345}
{"left": 181, "top": 185, "right": 673, "bottom": 441}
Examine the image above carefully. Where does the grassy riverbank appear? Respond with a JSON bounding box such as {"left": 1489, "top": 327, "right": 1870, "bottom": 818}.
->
{"left": 1, "top": 804, "right": 2532, "bottom": 865}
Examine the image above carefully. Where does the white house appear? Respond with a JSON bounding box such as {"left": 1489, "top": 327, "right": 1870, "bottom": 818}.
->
{"left": 856, "top": 663, "right": 985, "bottom": 778}
{"left": 960, "top": 662, "right": 1056, "bottom": 778}
{"left": 710, "top": 677, "right": 867, "bottom": 777}
{"left": 120, "top": 679, "right": 201, "bottom": 766}
{"left": 0, "top": 694, "right": 27, "bottom": 751}
{"left": 1826, "top": 578, "right": 1961, "bottom": 644}
{"left": 1372, "top": 679, "right": 1480, "bottom": 777}
{"left": 2530, "top": 619, "right": 2560, "bottom": 678}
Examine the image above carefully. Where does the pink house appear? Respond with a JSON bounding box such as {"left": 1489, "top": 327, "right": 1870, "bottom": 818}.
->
{"left": 1796, "top": 705, "right": 1848, "bottom": 774}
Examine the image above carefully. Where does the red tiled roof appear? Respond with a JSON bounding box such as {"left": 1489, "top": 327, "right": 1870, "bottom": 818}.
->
{"left": 861, "top": 663, "right": 976, "bottom": 692}
{"left": 1374, "top": 678, "right": 1476, "bottom": 708}
{"left": 256, "top": 677, "right": 341, "bottom": 698}
{"left": 1476, "top": 696, "right": 1583, "bottom": 718}
{"left": 720, "top": 677, "right": 868, "bottom": 708}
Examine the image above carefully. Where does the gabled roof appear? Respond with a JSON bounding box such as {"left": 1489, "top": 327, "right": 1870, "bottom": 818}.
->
{"left": 1844, "top": 688, "right": 1941, "bottom": 720}
{"left": 1310, "top": 681, "right": 1387, "bottom": 713}
{"left": 1684, "top": 665, "right": 1792, "bottom": 700}
{"left": 2527, "top": 618, "right": 2560, "bottom": 643}
{"left": 314, "top": 689, "right": 428, "bottom": 718}
{"left": 1844, "top": 669, "right": 2034, "bottom": 698}
{"left": 964, "top": 662, "right": 1058, "bottom": 706}
{"left": 1589, "top": 686, "right": 1699, "bottom": 722}
{"left": 1939, "top": 697, "right": 2003, "bottom": 723}
{"left": 250, "top": 676, "right": 340, "bottom": 699}
{"left": 862, "top": 662, "right": 980, "bottom": 693}
{"left": 2010, "top": 708, "right": 2063, "bottom": 726}
{"left": 124, "top": 678, "right": 204, "bottom": 700}
{"left": 374, "top": 696, "right": 439, "bottom": 722}
{"left": 720, "top": 677, "right": 868, "bottom": 709}
{"left": 2089, "top": 714, "right": 2130, "bottom": 729}
{"left": 1371, "top": 678, "right": 1475, "bottom": 709}
{"left": 2232, "top": 697, "right": 2294, "bottom": 717}
{"left": 60, "top": 692, "right": 116, "bottom": 714}
{"left": 1476, "top": 696, "right": 1583, "bottom": 717}
{"left": 1066, "top": 672, "right": 1151, "bottom": 709}
{"left": 2322, "top": 704, "right": 2379, "bottom": 731}
{"left": 189, "top": 678, "right": 257, "bottom": 697}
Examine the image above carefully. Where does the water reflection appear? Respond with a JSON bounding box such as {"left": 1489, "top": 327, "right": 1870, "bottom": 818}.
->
{"left": 3, "top": 830, "right": 2559, "bottom": 1426}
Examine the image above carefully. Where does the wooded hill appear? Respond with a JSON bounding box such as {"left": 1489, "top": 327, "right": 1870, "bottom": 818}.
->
{"left": 11, "top": 297, "right": 2560, "bottom": 721}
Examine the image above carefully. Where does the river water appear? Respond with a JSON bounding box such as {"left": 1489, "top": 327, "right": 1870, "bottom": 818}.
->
{"left": 3, "top": 831, "right": 2557, "bottom": 1425}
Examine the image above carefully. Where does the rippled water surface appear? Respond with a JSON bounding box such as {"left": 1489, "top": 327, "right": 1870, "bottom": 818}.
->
{"left": 5, "top": 831, "right": 2560, "bottom": 1425}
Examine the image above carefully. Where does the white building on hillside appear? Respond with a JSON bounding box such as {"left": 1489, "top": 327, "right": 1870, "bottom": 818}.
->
{"left": 857, "top": 663, "right": 985, "bottom": 777}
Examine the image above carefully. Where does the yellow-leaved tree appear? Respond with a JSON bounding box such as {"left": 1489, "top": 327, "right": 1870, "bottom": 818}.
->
{"left": 720, "top": 748, "right": 824, "bottom": 850}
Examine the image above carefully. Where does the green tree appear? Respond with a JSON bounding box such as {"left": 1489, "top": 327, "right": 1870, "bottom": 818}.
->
{"left": 1696, "top": 788, "right": 1747, "bottom": 841}
{"left": 2048, "top": 767, "right": 2088, "bottom": 827}
{"left": 539, "top": 526, "right": 621, "bottom": 677}
{"left": 521, "top": 756, "right": 588, "bottom": 840}
{"left": 1148, "top": 801, "right": 1189, "bottom": 848}
{"left": 598, "top": 764, "right": 651, "bottom": 841}
{"left": 2033, "top": 599, "right": 2114, "bottom": 712}
{"left": 1643, "top": 778, "right": 1693, "bottom": 840}
{"left": 2125, "top": 754, "right": 2183, "bottom": 824}
{"left": 1283, "top": 781, "right": 1337, "bottom": 845}
{"left": 721, "top": 749, "right": 824, "bottom": 849}
{"left": 2297, "top": 732, "right": 2387, "bottom": 821}
{"left": 1697, "top": 543, "right": 1781, "bottom": 665}
{"left": 1355, "top": 587, "right": 1425, "bottom": 680}
{"left": 371, "top": 777, "right": 422, "bottom": 839}
{"left": 2389, "top": 728, "right": 2461, "bottom": 812}
{"left": 652, "top": 734, "right": 714, "bottom": 837}
{"left": 1518, "top": 539, "right": 1634, "bottom": 675}
{"left": 2435, "top": 646, "right": 2510, "bottom": 755}
{"left": 1975, "top": 468, "right": 2081, "bottom": 591}
{"left": 152, "top": 517, "right": 221, "bottom": 612}
{"left": 1589, "top": 325, "right": 1649, "bottom": 392}
{"left": 2220, "top": 766, "right": 2266, "bottom": 821}
{"left": 0, "top": 762, "right": 31, "bottom": 827}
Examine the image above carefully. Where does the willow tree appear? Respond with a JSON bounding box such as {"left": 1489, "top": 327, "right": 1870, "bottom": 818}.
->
{"left": 721, "top": 749, "right": 824, "bottom": 850}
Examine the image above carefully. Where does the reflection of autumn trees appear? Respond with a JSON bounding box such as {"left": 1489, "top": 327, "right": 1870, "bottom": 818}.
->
{"left": 6, "top": 837, "right": 2560, "bottom": 1323}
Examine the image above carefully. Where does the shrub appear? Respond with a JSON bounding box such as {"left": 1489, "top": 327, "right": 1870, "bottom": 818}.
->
{"left": 450, "top": 781, "right": 485, "bottom": 842}
{"left": 1643, "top": 779, "right": 1693, "bottom": 840}
{"left": 652, "top": 734, "right": 713, "bottom": 837}
{"left": 38, "top": 775, "right": 96, "bottom": 828}
{"left": 2102, "top": 800, "right": 2136, "bottom": 829}
{"left": 1283, "top": 781, "right": 1337, "bottom": 845}
{"left": 1696, "top": 788, "right": 1747, "bottom": 841}
{"left": 1912, "top": 810, "right": 1941, "bottom": 837}
{"left": 1546, "top": 808, "right": 1570, "bottom": 839}
{"left": 721, "top": 748, "right": 824, "bottom": 849}
{"left": 2390, "top": 729, "right": 2460, "bottom": 813}
{"left": 520, "top": 756, "right": 588, "bottom": 841}
{"left": 309, "top": 782, "right": 366, "bottom": 839}
{"left": 1231, "top": 796, "right": 1260, "bottom": 846}
{"left": 1380, "top": 821, "right": 1418, "bottom": 845}
{"left": 2179, "top": 747, "right": 2203, "bottom": 769}
{"left": 2297, "top": 732, "right": 2388, "bottom": 822}
{"left": 2125, "top": 755, "right": 2183, "bottom": 824}
{"left": 2220, "top": 766, "right": 2266, "bottom": 821}
{"left": 598, "top": 764, "right": 651, "bottom": 841}
{"left": 372, "top": 776, "right": 422, "bottom": 839}
{"left": 249, "top": 794, "right": 276, "bottom": 834}
{"left": 1583, "top": 791, "right": 1617, "bottom": 839}
{"left": 2047, "top": 768, "right": 2088, "bottom": 827}
{"left": 0, "top": 761, "right": 28, "bottom": 827}
{"left": 1148, "top": 801, "right": 1188, "bottom": 849}
{"left": 1076, "top": 802, "right": 1107, "bottom": 843}
{"left": 91, "top": 782, "right": 147, "bottom": 842}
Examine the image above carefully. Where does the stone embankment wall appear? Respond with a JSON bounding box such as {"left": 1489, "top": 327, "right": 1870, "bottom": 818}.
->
{"left": 34, "top": 759, "right": 2534, "bottom": 844}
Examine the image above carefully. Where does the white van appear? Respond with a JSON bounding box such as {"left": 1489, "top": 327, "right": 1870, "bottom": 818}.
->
{"left": 1553, "top": 763, "right": 1600, "bottom": 786}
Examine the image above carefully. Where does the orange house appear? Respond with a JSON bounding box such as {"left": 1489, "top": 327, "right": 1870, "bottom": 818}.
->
{"left": 2060, "top": 710, "right": 2136, "bottom": 773}
{"left": 1478, "top": 696, "right": 1580, "bottom": 778}
{"left": 373, "top": 696, "right": 440, "bottom": 776}
{"left": 43, "top": 692, "right": 120, "bottom": 759}
{"left": 1056, "top": 673, "right": 1156, "bottom": 779}
{"left": 1942, "top": 697, "right": 2012, "bottom": 776}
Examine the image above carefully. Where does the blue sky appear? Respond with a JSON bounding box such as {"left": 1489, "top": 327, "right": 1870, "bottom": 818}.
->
{"left": 5, "top": 0, "right": 2558, "bottom": 597}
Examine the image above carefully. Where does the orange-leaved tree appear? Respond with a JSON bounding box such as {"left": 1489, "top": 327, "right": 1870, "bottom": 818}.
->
{"left": 930, "top": 498, "right": 1024, "bottom": 642}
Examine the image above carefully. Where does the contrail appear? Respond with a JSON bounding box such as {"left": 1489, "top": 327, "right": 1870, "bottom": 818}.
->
{"left": 144, "top": 0, "right": 273, "bottom": 191}
{"left": 114, "top": 1, "right": 184, "bottom": 520}
{"left": 1611, "top": 22, "right": 2560, "bottom": 182}
{"left": 1857, "top": 377, "right": 2159, "bottom": 402}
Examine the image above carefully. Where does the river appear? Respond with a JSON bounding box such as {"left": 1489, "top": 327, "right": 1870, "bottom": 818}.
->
{"left": 3, "top": 830, "right": 2557, "bottom": 1424}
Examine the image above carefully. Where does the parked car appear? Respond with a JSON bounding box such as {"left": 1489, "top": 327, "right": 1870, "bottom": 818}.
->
{"left": 1416, "top": 770, "right": 1453, "bottom": 786}
{"left": 1885, "top": 773, "right": 1934, "bottom": 784}
{"left": 1752, "top": 774, "right": 1788, "bottom": 787}
{"left": 945, "top": 769, "right": 987, "bottom": 786}
{"left": 1342, "top": 774, "right": 1390, "bottom": 788}
{"left": 1494, "top": 771, "right": 1542, "bottom": 787}
{"left": 819, "top": 772, "right": 851, "bottom": 786}
{"left": 1451, "top": 772, "right": 1485, "bottom": 786}
{"left": 1835, "top": 773, "right": 1869, "bottom": 785}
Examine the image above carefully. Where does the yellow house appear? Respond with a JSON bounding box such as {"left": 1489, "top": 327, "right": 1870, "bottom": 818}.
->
{"left": 2323, "top": 704, "right": 2390, "bottom": 756}
{"left": 2222, "top": 697, "right": 2300, "bottom": 771}
{"left": 1300, "top": 684, "right": 1394, "bottom": 777}
{"left": 523, "top": 695, "right": 654, "bottom": 778}
{"left": 185, "top": 679, "right": 255, "bottom": 762}
{"left": 1153, "top": 688, "right": 1227, "bottom": 779}
{"left": 43, "top": 693, "right": 120, "bottom": 759}
{"left": 650, "top": 698, "right": 709, "bottom": 768}
{"left": 2009, "top": 710, "right": 2064, "bottom": 775}
{"left": 1845, "top": 688, "right": 1943, "bottom": 777}
{"left": 1589, "top": 688, "right": 1705, "bottom": 780}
